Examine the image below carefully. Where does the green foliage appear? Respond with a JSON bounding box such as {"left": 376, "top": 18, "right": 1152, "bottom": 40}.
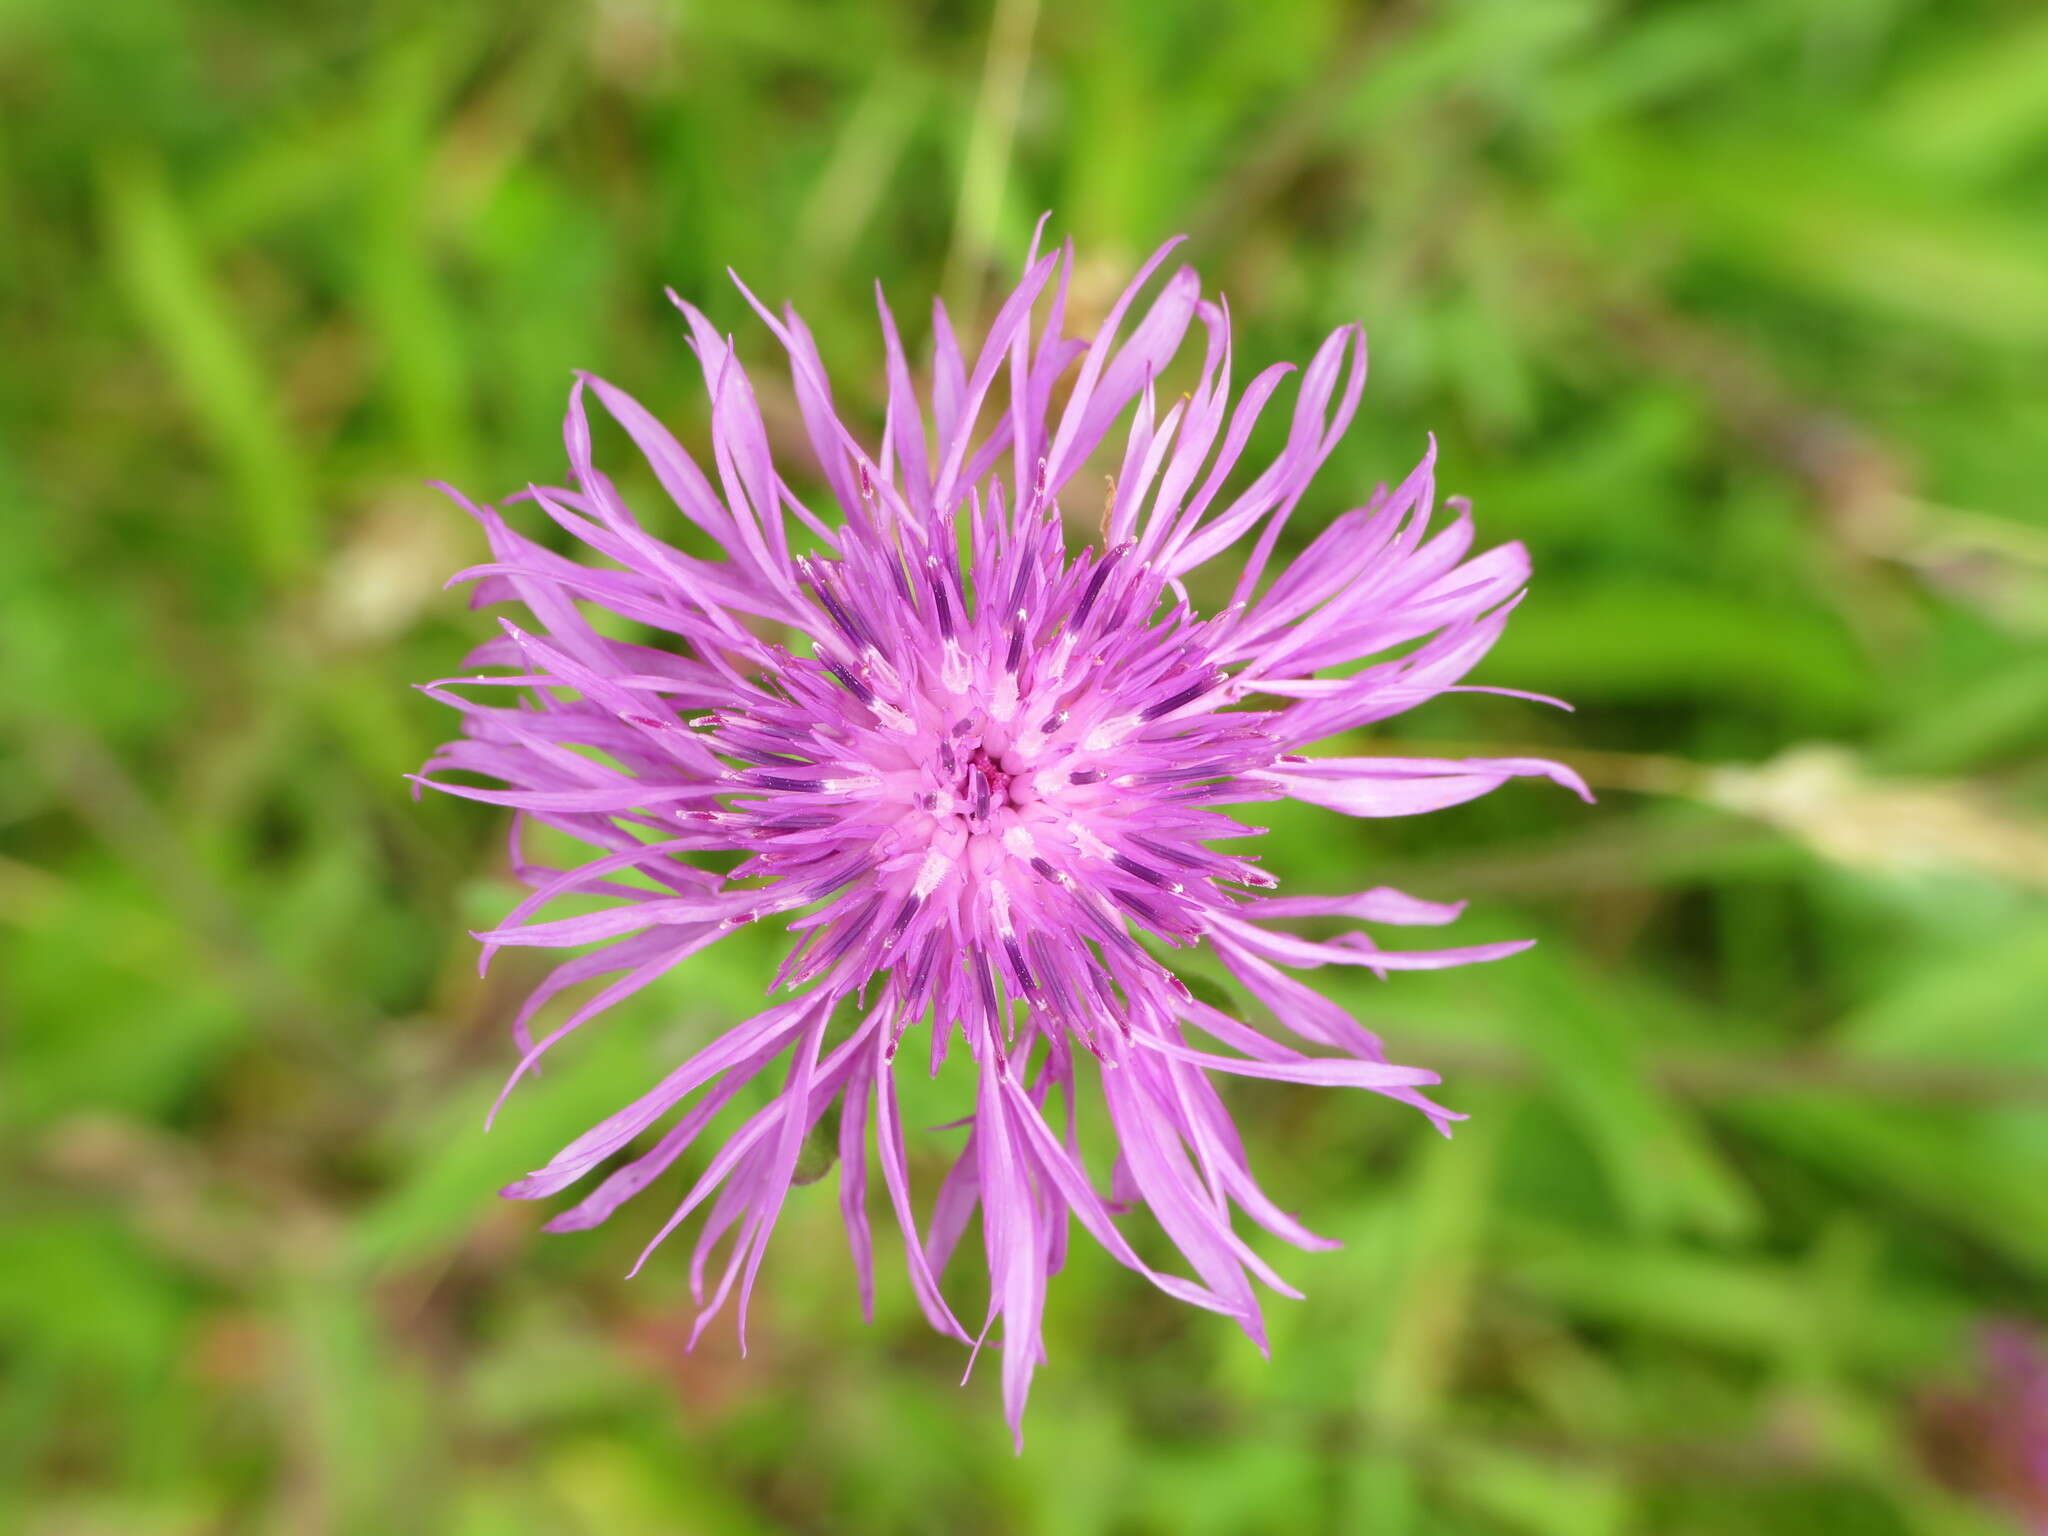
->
{"left": 2, "top": 0, "right": 2044, "bottom": 1531}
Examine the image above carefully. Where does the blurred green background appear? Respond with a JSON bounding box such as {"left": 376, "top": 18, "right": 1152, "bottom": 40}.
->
{"left": 6, "top": 0, "right": 2048, "bottom": 1531}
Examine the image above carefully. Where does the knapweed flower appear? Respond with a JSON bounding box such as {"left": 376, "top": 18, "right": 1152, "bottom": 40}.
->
{"left": 1918, "top": 1323, "right": 2048, "bottom": 1531}
{"left": 417, "top": 231, "right": 1584, "bottom": 1444}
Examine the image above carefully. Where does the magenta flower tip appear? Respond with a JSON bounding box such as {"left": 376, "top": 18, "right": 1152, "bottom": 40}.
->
{"left": 417, "top": 235, "right": 1574, "bottom": 1443}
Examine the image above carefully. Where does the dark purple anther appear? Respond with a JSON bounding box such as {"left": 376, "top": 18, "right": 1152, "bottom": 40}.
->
{"left": 1112, "top": 889, "right": 1167, "bottom": 927}
{"left": 904, "top": 938, "right": 938, "bottom": 998}
{"left": 1139, "top": 676, "right": 1213, "bottom": 721}
{"left": 819, "top": 652, "right": 876, "bottom": 704}
{"left": 801, "top": 901, "right": 875, "bottom": 979}
{"left": 886, "top": 894, "right": 920, "bottom": 946}
{"left": 1129, "top": 762, "right": 1227, "bottom": 785}
{"left": 812, "top": 863, "right": 867, "bottom": 900}
{"left": 1129, "top": 833, "right": 1202, "bottom": 870}
{"left": 758, "top": 811, "right": 837, "bottom": 829}
{"left": 1003, "top": 934, "right": 1036, "bottom": 996}
{"left": 925, "top": 557, "right": 956, "bottom": 638}
{"left": 1071, "top": 548, "right": 1120, "bottom": 630}
{"left": 1111, "top": 852, "right": 1171, "bottom": 889}
{"left": 975, "top": 951, "right": 1001, "bottom": 1022}
{"left": 1006, "top": 554, "right": 1034, "bottom": 615}
{"left": 811, "top": 567, "right": 880, "bottom": 654}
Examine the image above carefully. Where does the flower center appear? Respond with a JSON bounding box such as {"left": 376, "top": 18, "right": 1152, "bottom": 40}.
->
{"left": 931, "top": 722, "right": 1041, "bottom": 824}
{"left": 958, "top": 741, "right": 1013, "bottom": 804}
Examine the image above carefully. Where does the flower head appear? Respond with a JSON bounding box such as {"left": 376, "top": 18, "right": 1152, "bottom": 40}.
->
{"left": 418, "top": 229, "right": 1585, "bottom": 1443}
{"left": 1918, "top": 1323, "right": 2048, "bottom": 1532}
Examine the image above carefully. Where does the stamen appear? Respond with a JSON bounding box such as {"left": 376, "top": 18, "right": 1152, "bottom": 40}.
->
{"left": 1072, "top": 893, "right": 1143, "bottom": 958}
{"left": 1111, "top": 852, "right": 1177, "bottom": 891}
{"left": 883, "top": 894, "right": 921, "bottom": 948}
{"left": 1071, "top": 545, "right": 1124, "bottom": 630}
{"left": 1138, "top": 671, "right": 1222, "bottom": 721}
{"left": 807, "top": 862, "right": 868, "bottom": 901}
{"left": 974, "top": 951, "right": 1001, "bottom": 1027}
{"left": 924, "top": 556, "right": 956, "bottom": 638}
{"left": 807, "top": 565, "right": 882, "bottom": 654}
{"left": 1005, "top": 555, "right": 1033, "bottom": 616}
{"left": 904, "top": 937, "right": 938, "bottom": 1000}
{"left": 755, "top": 774, "right": 829, "bottom": 792}
{"left": 1003, "top": 934, "right": 1037, "bottom": 997}
{"left": 1112, "top": 888, "right": 1169, "bottom": 927}
{"left": 1019, "top": 708, "right": 1068, "bottom": 757}
{"left": 1128, "top": 833, "right": 1207, "bottom": 871}
{"left": 818, "top": 652, "right": 876, "bottom": 704}
{"left": 797, "top": 900, "right": 876, "bottom": 982}
{"left": 1126, "top": 762, "right": 1228, "bottom": 785}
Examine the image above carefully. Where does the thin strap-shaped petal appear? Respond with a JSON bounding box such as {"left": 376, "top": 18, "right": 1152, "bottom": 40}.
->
{"left": 1250, "top": 754, "right": 1591, "bottom": 817}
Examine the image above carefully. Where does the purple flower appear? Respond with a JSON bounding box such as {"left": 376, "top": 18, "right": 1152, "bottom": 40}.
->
{"left": 417, "top": 230, "right": 1585, "bottom": 1443}
{"left": 1919, "top": 1323, "right": 2048, "bottom": 1531}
